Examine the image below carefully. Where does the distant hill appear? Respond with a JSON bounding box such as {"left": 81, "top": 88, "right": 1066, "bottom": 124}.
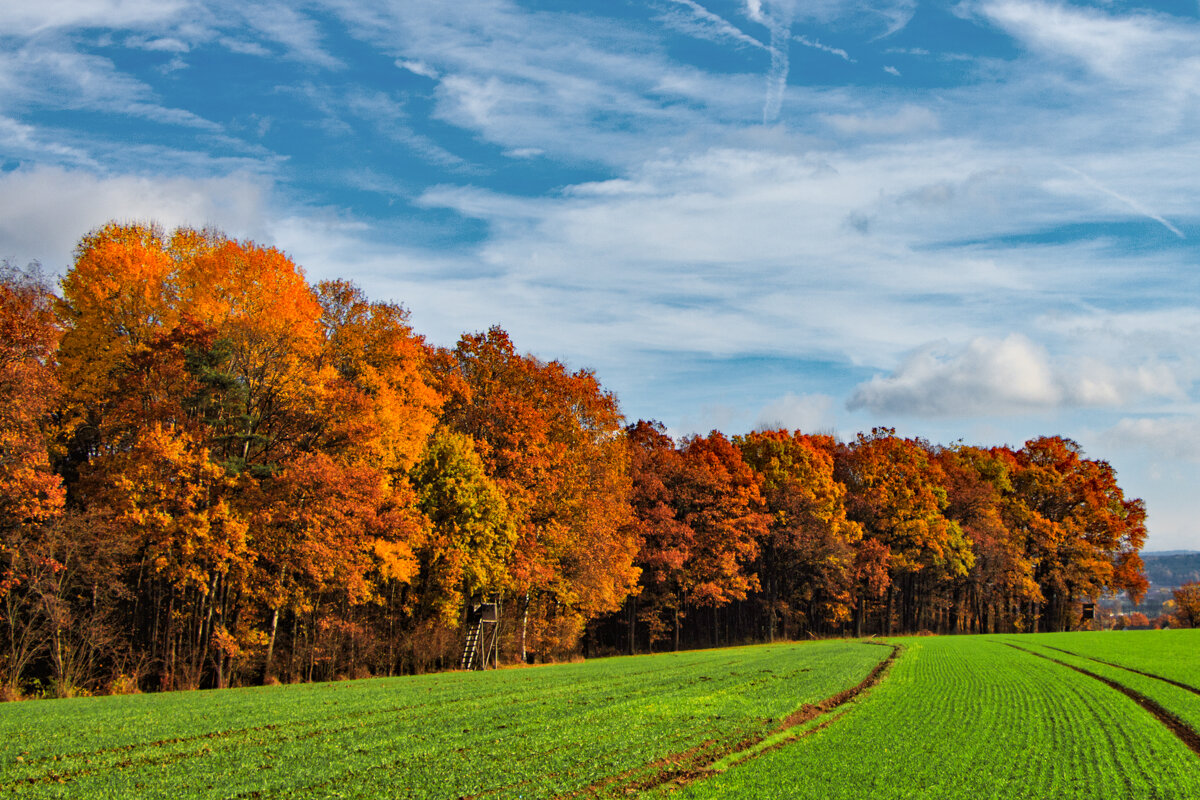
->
{"left": 1142, "top": 551, "right": 1200, "bottom": 589}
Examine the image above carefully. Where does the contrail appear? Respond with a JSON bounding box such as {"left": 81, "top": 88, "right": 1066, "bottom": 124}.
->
{"left": 1062, "top": 164, "right": 1186, "bottom": 239}
{"left": 666, "top": 0, "right": 769, "bottom": 51}
{"left": 752, "top": 0, "right": 795, "bottom": 124}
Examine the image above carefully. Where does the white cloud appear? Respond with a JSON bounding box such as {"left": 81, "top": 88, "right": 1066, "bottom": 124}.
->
{"left": 0, "top": 0, "right": 190, "bottom": 36}
{"left": 977, "top": 0, "right": 1200, "bottom": 99}
{"left": 883, "top": 65, "right": 901, "bottom": 76}
{"left": 0, "top": 116, "right": 97, "bottom": 167}
{"left": 396, "top": 59, "right": 439, "bottom": 79}
{"left": 0, "top": 166, "right": 274, "bottom": 270}
{"left": 847, "top": 334, "right": 1183, "bottom": 416}
{"left": 980, "top": 0, "right": 1148, "bottom": 67}
{"left": 1102, "top": 417, "right": 1200, "bottom": 462}
{"left": 219, "top": 37, "right": 271, "bottom": 57}
{"left": 760, "top": 3, "right": 796, "bottom": 124}
{"left": 0, "top": 46, "right": 218, "bottom": 129}
{"left": 871, "top": 1, "right": 916, "bottom": 39}
{"left": 504, "top": 147, "right": 544, "bottom": 159}
{"left": 755, "top": 393, "right": 837, "bottom": 433}
{"left": 240, "top": 4, "right": 342, "bottom": 69}
{"left": 822, "top": 104, "right": 937, "bottom": 136}
{"left": 126, "top": 35, "right": 190, "bottom": 52}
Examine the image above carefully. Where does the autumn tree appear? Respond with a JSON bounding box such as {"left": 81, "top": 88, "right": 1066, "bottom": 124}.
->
{"left": 79, "top": 425, "right": 249, "bottom": 689}
{"left": 0, "top": 262, "right": 66, "bottom": 692}
{"left": 736, "top": 430, "right": 860, "bottom": 639}
{"left": 409, "top": 428, "right": 517, "bottom": 626}
{"left": 621, "top": 420, "right": 693, "bottom": 652}
{"left": 935, "top": 445, "right": 1036, "bottom": 633}
{"left": 436, "top": 327, "right": 636, "bottom": 659}
{"left": 837, "top": 429, "right": 973, "bottom": 634}
{"left": 55, "top": 224, "right": 435, "bottom": 686}
{"left": 253, "top": 452, "right": 423, "bottom": 682}
{"left": 1006, "top": 437, "right": 1147, "bottom": 632}
{"left": 1172, "top": 582, "right": 1200, "bottom": 628}
{"left": 671, "top": 431, "right": 768, "bottom": 647}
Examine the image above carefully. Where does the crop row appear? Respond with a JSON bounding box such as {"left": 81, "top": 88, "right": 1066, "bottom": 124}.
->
{"left": 674, "top": 635, "right": 1200, "bottom": 799}
{"left": 1010, "top": 629, "right": 1200, "bottom": 690}
{"left": 0, "top": 640, "right": 887, "bottom": 799}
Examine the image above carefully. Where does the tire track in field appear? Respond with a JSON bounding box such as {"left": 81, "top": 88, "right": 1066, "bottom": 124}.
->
{"left": 1037, "top": 645, "right": 1200, "bottom": 697}
{"left": 1004, "top": 643, "right": 1200, "bottom": 757}
{"left": 558, "top": 642, "right": 902, "bottom": 798}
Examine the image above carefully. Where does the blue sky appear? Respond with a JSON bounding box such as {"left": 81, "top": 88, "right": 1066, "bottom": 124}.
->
{"left": 3, "top": 0, "right": 1200, "bottom": 550}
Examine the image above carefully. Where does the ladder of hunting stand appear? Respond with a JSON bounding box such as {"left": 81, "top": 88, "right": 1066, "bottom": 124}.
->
{"left": 459, "top": 618, "right": 484, "bottom": 670}
{"left": 459, "top": 597, "right": 500, "bottom": 671}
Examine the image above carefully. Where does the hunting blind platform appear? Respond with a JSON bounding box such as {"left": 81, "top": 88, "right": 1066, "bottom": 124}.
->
{"left": 460, "top": 596, "right": 500, "bottom": 670}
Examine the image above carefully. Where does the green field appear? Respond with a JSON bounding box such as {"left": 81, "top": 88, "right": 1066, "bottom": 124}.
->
{"left": 2, "top": 632, "right": 1197, "bottom": 799}
{"left": 675, "top": 634, "right": 1200, "bottom": 800}
{"left": 0, "top": 640, "right": 887, "bottom": 799}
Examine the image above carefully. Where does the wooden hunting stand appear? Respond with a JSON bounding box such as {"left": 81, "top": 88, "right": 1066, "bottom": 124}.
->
{"left": 460, "top": 595, "right": 501, "bottom": 670}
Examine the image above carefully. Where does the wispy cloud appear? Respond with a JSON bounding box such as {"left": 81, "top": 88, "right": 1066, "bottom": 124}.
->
{"left": 1102, "top": 416, "right": 1200, "bottom": 462}
{"left": 871, "top": 1, "right": 917, "bottom": 39}
{"left": 286, "top": 83, "right": 469, "bottom": 169}
{"left": 0, "top": 0, "right": 189, "bottom": 36}
{"left": 822, "top": 104, "right": 937, "bottom": 136}
{"left": 0, "top": 116, "right": 98, "bottom": 168}
{"left": 976, "top": 0, "right": 1200, "bottom": 120}
{"left": 0, "top": 46, "right": 219, "bottom": 130}
{"left": 240, "top": 4, "right": 343, "bottom": 69}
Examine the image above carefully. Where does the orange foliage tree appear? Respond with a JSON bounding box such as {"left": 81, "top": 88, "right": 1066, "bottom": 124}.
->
{"left": 621, "top": 420, "right": 694, "bottom": 652}
{"left": 2, "top": 218, "right": 1155, "bottom": 691}
{"left": 837, "top": 429, "right": 973, "bottom": 634}
{"left": 1005, "top": 436, "right": 1147, "bottom": 632}
{"left": 55, "top": 223, "right": 433, "bottom": 686}
{"left": 736, "top": 430, "right": 861, "bottom": 639}
{"left": 0, "top": 263, "right": 66, "bottom": 692}
{"left": 935, "top": 445, "right": 1037, "bottom": 633}
{"left": 436, "top": 327, "right": 636, "bottom": 660}
{"left": 671, "top": 431, "right": 768, "bottom": 647}
{"left": 1172, "top": 582, "right": 1200, "bottom": 628}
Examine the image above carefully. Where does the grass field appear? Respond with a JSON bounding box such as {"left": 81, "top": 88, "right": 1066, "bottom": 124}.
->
{"left": 1, "top": 631, "right": 1197, "bottom": 799}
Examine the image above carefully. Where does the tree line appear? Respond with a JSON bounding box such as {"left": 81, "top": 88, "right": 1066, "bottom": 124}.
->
{"left": 0, "top": 223, "right": 1151, "bottom": 697}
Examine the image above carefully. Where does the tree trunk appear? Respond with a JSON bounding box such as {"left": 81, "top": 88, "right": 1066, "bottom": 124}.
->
{"left": 263, "top": 607, "right": 279, "bottom": 683}
{"left": 673, "top": 595, "right": 681, "bottom": 653}
{"left": 626, "top": 595, "right": 636, "bottom": 656}
{"left": 520, "top": 590, "right": 530, "bottom": 663}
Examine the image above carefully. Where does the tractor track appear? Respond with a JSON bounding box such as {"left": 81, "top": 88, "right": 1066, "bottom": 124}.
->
{"left": 1005, "top": 643, "right": 1200, "bottom": 757}
{"left": 559, "top": 641, "right": 902, "bottom": 798}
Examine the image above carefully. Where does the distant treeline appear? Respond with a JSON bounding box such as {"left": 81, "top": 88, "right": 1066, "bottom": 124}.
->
{"left": 1142, "top": 552, "right": 1200, "bottom": 588}
{"left": 0, "top": 223, "right": 1148, "bottom": 697}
